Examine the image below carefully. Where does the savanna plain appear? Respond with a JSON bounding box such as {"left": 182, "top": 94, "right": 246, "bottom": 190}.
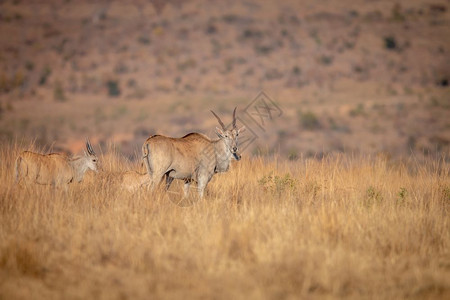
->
{"left": 1, "top": 142, "right": 449, "bottom": 299}
{"left": 1, "top": 0, "right": 450, "bottom": 299}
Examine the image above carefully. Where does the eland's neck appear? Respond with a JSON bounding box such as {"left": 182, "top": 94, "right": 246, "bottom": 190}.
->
{"left": 70, "top": 157, "right": 89, "bottom": 182}
{"left": 213, "top": 138, "right": 232, "bottom": 172}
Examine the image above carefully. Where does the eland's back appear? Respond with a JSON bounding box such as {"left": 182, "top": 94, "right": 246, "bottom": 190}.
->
{"left": 142, "top": 133, "right": 212, "bottom": 181}
{"left": 15, "top": 151, "right": 72, "bottom": 185}
{"left": 14, "top": 139, "right": 98, "bottom": 187}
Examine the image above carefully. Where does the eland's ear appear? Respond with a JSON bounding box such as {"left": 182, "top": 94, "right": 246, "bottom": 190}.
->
{"left": 238, "top": 126, "right": 246, "bottom": 134}
{"left": 215, "top": 127, "right": 225, "bottom": 138}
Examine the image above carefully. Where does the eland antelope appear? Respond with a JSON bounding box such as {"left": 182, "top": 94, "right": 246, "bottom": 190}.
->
{"left": 98, "top": 170, "right": 150, "bottom": 192}
{"left": 15, "top": 139, "right": 99, "bottom": 187}
{"left": 120, "top": 171, "right": 151, "bottom": 192}
{"left": 142, "top": 107, "right": 245, "bottom": 199}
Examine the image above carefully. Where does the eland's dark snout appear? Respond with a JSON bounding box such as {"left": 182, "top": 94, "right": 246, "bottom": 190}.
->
{"left": 233, "top": 152, "right": 241, "bottom": 161}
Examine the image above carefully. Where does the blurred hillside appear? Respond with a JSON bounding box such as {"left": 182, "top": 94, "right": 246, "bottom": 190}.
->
{"left": 0, "top": 0, "right": 449, "bottom": 159}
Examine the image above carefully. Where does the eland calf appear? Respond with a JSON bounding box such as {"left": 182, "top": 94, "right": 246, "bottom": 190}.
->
{"left": 142, "top": 107, "right": 245, "bottom": 199}
{"left": 99, "top": 170, "right": 150, "bottom": 192}
{"left": 120, "top": 171, "right": 150, "bottom": 192}
{"left": 15, "top": 139, "right": 99, "bottom": 187}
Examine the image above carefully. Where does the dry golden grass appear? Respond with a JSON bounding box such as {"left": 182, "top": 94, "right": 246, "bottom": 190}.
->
{"left": 0, "top": 142, "right": 449, "bottom": 299}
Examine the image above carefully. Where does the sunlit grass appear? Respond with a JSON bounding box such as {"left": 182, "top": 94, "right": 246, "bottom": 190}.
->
{"left": 0, "top": 142, "right": 449, "bottom": 299}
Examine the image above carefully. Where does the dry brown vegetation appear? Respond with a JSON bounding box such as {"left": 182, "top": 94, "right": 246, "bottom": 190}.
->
{"left": 1, "top": 142, "right": 449, "bottom": 299}
{"left": 1, "top": 0, "right": 449, "bottom": 298}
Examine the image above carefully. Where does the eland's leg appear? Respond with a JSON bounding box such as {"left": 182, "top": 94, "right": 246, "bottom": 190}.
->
{"left": 143, "top": 155, "right": 166, "bottom": 192}
{"left": 183, "top": 179, "right": 191, "bottom": 198}
{"left": 197, "top": 180, "right": 209, "bottom": 199}
{"left": 165, "top": 175, "right": 174, "bottom": 190}
{"left": 196, "top": 171, "right": 213, "bottom": 199}
{"left": 150, "top": 170, "right": 166, "bottom": 192}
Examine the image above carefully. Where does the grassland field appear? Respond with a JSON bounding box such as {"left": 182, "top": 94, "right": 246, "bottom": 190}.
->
{"left": 1, "top": 0, "right": 450, "bottom": 298}
{"left": 0, "top": 141, "right": 449, "bottom": 299}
